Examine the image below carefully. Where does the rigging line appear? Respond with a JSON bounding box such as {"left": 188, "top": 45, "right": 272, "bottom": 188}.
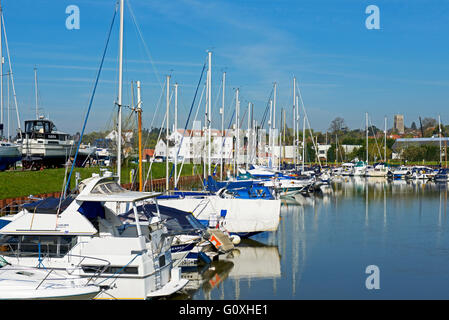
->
{"left": 1, "top": 12, "right": 21, "bottom": 135}
{"left": 296, "top": 81, "right": 322, "bottom": 168}
{"left": 211, "top": 78, "right": 222, "bottom": 125}
{"left": 175, "top": 83, "right": 207, "bottom": 186}
{"left": 369, "top": 117, "right": 383, "bottom": 161}
{"left": 140, "top": 82, "right": 173, "bottom": 190}
{"left": 148, "top": 77, "right": 166, "bottom": 129}
{"left": 260, "top": 87, "right": 274, "bottom": 129}
{"left": 169, "top": 60, "right": 207, "bottom": 183}
{"left": 138, "top": 78, "right": 167, "bottom": 169}
{"left": 63, "top": 4, "right": 118, "bottom": 198}
{"left": 126, "top": 0, "right": 163, "bottom": 89}
{"left": 142, "top": 108, "right": 167, "bottom": 190}
{"left": 140, "top": 80, "right": 174, "bottom": 188}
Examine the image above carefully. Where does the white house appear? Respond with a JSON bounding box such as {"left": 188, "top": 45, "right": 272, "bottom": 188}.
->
{"left": 154, "top": 128, "right": 234, "bottom": 163}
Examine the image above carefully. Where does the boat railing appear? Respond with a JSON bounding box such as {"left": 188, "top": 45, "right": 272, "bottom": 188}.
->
{"left": 0, "top": 196, "right": 41, "bottom": 217}
{"left": 33, "top": 254, "right": 110, "bottom": 290}
{"left": 64, "top": 252, "right": 111, "bottom": 285}
{"left": 0, "top": 241, "right": 110, "bottom": 286}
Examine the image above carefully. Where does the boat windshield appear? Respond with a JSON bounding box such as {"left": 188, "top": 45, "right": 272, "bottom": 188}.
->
{"left": 0, "top": 256, "right": 9, "bottom": 268}
{"left": 91, "top": 181, "right": 127, "bottom": 194}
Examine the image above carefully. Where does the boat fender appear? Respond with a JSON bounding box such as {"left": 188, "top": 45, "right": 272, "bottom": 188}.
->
{"left": 230, "top": 235, "right": 241, "bottom": 245}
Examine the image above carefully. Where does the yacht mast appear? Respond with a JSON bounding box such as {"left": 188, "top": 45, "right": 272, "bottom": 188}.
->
{"left": 293, "top": 77, "right": 296, "bottom": 168}
{"left": 207, "top": 51, "right": 212, "bottom": 177}
{"left": 220, "top": 72, "right": 225, "bottom": 179}
{"left": 166, "top": 75, "right": 170, "bottom": 191}
{"left": 1, "top": 8, "right": 21, "bottom": 136}
{"left": 302, "top": 117, "right": 305, "bottom": 172}
{"left": 439, "top": 114, "right": 442, "bottom": 165}
{"left": 34, "top": 67, "right": 39, "bottom": 119}
{"left": 174, "top": 82, "right": 178, "bottom": 187}
{"left": 296, "top": 95, "right": 299, "bottom": 168}
{"left": 136, "top": 81, "right": 143, "bottom": 192}
{"left": 236, "top": 88, "right": 240, "bottom": 175}
{"left": 137, "top": 80, "right": 143, "bottom": 191}
{"left": 273, "top": 82, "right": 277, "bottom": 168}
{"left": 247, "top": 102, "right": 250, "bottom": 170}
{"left": 6, "top": 70, "right": 9, "bottom": 141}
{"left": 269, "top": 99, "right": 273, "bottom": 168}
{"left": 366, "top": 112, "right": 369, "bottom": 164}
{"left": 117, "top": 0, "right": 124, "bottom": 184}
{"left": 0, "top": 1, "right": 2, "bottom": 137}
{"left": 384, "top": 116, "right": 387, "bottom": 163}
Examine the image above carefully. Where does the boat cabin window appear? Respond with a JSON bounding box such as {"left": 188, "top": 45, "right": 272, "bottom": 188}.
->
{"left": 91, "top": 181, "right": 126, "bottom": 194}
{"left": 25, "top": 121, "right": 53, "bottom": 134}
{"left": 0, "top": 235, "right": 77, "bottom": 258}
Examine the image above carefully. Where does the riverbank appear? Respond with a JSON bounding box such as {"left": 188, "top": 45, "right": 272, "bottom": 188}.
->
{"left": 0, "top": 162, "right": 202, "bottom": 199}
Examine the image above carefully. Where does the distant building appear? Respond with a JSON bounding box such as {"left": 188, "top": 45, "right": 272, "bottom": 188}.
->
{"left": 143, "top": 149, "right": 154, "bottom": 161}
{"left": 394, "top": 115, "right": 405, "bottom": 134}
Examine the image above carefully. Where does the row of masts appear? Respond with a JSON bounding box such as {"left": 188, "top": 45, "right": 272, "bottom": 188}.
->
{"left": 113, "top": 0, "right": 446, "bottom": 189}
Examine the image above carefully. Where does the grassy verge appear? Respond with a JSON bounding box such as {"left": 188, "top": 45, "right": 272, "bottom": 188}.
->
{"left": 0, "top": 162, "right": 203, "bottom": 200}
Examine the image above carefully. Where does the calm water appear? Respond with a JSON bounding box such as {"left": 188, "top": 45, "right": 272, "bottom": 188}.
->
{"left": 175, "top": 177, "right": 449, "bottom": 300}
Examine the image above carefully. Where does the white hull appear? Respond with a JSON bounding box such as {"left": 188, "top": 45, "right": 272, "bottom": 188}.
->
{"left": 365, "top": 169, "right": 388, "bottom": 177}
{"left": 159, "top": 196, "right": 281, "bottom": 235}
{"left": 21, "top": 139, "right": 75, "bottom": 158}
{"left": 0, "top": 264, "right": 99, "bottom": 300}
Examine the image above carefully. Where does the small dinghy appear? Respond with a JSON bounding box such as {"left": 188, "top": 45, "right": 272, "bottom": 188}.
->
{"left": 0, "top": 257, "right": 100, "bottom": 300}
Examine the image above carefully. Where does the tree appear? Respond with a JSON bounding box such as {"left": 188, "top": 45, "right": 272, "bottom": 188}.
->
{"left": 329, "top": 117, "right": 348, "bottom": 134}
{"left": 422, "top": 118, "right": 437, "bottom": 130}
{"left": 410, "top": 121, "right": 417, "bottom": 130}
{"left": 402, "top": 145, "right": 439, "bottom": 162}
{"left": 327, "top": 144, "right": 346, "bottom": 163}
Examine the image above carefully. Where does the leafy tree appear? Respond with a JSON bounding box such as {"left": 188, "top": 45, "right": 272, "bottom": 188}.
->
{"left": 402, "top": 145, "right": 439, "bottom": 162}
{"left": 327, "top": 144, "right": 346, "bottom": 163}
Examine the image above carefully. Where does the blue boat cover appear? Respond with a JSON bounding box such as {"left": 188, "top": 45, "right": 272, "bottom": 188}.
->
{"left": 22, "top": 196, "right": 75, "bottom": 214}
{"left": 121, "top": 203, "right": 206, "bottom": 236}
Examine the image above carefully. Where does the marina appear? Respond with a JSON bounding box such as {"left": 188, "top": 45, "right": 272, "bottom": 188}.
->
{"left": 171, "top": 177, "right": 449, "bottom": 300}
{"left": 0, "top": 0, "right": 447, "bottom": 302}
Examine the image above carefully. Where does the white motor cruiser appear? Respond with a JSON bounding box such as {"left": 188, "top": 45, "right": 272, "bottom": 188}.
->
{"left": 17, "top": 118, "right": 75, "bottom": 169}
{"left": 0, "top": 173, "right": 188, "bottom": 300}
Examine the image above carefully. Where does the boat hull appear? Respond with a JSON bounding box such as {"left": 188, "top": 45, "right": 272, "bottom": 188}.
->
{"left": 159, "top": 196, "right": 281, "bottom": 236}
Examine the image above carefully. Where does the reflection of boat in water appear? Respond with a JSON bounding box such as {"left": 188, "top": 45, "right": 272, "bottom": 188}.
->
{"left": 293, "top": 193, "right": 315, "bottom": 206}
{"left": 218, "top": 239, "right": 281, "bottom": 280}
{"left": 172, "top": 239, "right": 282, "bottom": 299}
{"left": 170, "top": 260, "right": 234, "bottom": 299}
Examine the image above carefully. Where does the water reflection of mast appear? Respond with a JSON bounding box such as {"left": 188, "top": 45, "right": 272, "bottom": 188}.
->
{"left": 234, "top": 279, "right": 240, "bottom": 300}
{"left": 383, "top": 180, "right": 387, "bottom": 227}
{"left": 438, "top": 188, "right": 442, "bottom": 228}
{"left": 292, "top": 204, "right": 299, "bottom": 296}
{"left": 365, "top": 178, "right": 369, "bottom": 226}
{"left": 293, "top": 204, "right": 307, "bottom": 296}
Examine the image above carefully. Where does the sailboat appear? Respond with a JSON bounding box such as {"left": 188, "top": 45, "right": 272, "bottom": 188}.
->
{"left": 0, "top": 141, "right": 20, "bottom": 170}
{"left": 157, "top": 52, "right": 281, "bottom": 238}
{"left": 0, "top": 3, "right": 21, "bottom": 171}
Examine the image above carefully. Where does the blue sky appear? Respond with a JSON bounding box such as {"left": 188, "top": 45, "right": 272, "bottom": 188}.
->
{"left": 2, "top": 0, "right": 449, "bottom": 136}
